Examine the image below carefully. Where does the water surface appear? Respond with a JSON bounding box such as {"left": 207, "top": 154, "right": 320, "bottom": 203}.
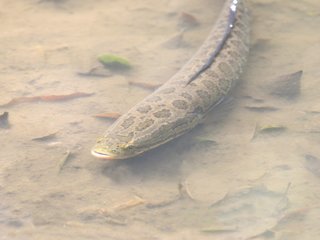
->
{"left": 1, "top": 0, "right": 320, "bottom": 239}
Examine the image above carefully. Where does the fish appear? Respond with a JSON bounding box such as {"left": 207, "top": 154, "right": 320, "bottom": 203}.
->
{"left": 92, "top": 0, "right": 250, "bottom": 159}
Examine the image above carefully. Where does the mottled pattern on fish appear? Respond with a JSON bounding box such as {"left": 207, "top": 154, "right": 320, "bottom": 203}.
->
{"left": 92, "top": 0, "right": 250, "bottom": 159}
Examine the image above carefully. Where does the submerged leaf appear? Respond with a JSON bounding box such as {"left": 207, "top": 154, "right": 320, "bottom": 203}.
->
{"left": 0, "top": 112, "right": 10, "bottom": 129}
{"left": 178, "top": 12, "right": 199, "bottom": 29}
{"left": 0, "top": 92, "right": 94, "bottom": 107}
{"left": 128, "top": 81, "right": 162, "bottom": 90}
{"left": 98, "top": 54, "right": 131, "bottom": 70}
{"left": 304, "top": 154, "right": 320, "bottom": 177}
{"left": 93, "top": 112, "right": 121, "bottom": 120}
{"left": 161, "top": 30, "right": 188, "bottom": 49}
{"left": 201, "top": 226, "right": 237, "bottom": 234}
{"left": 111, "top": 195, "right": 146, "bottom": 212}
{"left": 58, "top": 150, "right": 72, "bottom": 173}
{"left": 245, "top": 106, "right": 279, "bottom": 112}
{"left": 193, "top": 136, "right": 218, "bottom": 147}
{"left": 206, "top": 184, "right": 290, "bottom": 239}
{"left": 252, "top": 124, "right": 287, "bottom": 139}
{"left": 267, "top": 70, "right": 303, "bottom": 100}
{"left": 248, "top": 230, "right": 275, "bottom": 239}
{"left": 32, "top": 132, "right": 58, "bottom": 141}
{"left": 77, "top": 66, "right": 113, "bottom": 77}
{"left": 258, "top": 125, "right": 287, "bottom": 134}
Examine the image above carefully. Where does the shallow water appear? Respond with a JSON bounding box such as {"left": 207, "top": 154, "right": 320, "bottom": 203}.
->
{"left": 1, "top": 0, "right": 320, "bottom": 239}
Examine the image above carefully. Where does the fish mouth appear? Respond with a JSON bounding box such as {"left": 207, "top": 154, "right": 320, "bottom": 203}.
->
{"left": 91, "top": 149, "right": 117, "bottom": 160}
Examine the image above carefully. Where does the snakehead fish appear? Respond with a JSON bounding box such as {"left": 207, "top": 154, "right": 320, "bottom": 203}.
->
{"left": 92, "top": 0, "right": 250, "bottom": 159}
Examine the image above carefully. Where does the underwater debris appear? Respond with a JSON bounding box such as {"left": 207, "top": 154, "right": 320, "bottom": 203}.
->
{"left": 77, "top": 66, "right": 113, "bottom": 78}
{"left": 245, "top": 106, "right": 279, "bottom": 112}
{"left": 110, "top": 195, "right": 146, "bottom": 212}
{"left": 161, "top": 30, "right": 188, "bottom": 49}
{"left": 200, "top": 226, "right": 237, "bottom": 234}
{"left": 304, "top": 154, "right": 320, "bottom": 177}
{"left": 0, "top": 92, "right": 93, "bottom": 107}
{"left": 32, "top": 131, "right": 58, "bottom": 142}
{"left": 128, "top": 81, "right": 162, "bottom": 90}
{"left": 98, "top": 54, "right": 131, "bottom": 70}
{"left": 146, "top": 182, "right": 194, "bottom": 208}
{"left": 93, "top": 112, "right": 121, "bottom": 120}
{"left": 204, "top": 184, "right": 290, "bottom": 239}
{"left": 266, "top": 70, "right": 303, "bottom": 100}
{"left": 193, "top": 136, "right": 218, "bottom": 146}
{"left": 178, "top": 12, "right": 200, "bottom": 29}
{"left": 252, "top": 124, "right": 287, "bottom": 139}
{"left": 58, "top": 150, "right": 72, "bottom": 173}
{"left": 0, "top": 112, "right": 10, "bottom": 129}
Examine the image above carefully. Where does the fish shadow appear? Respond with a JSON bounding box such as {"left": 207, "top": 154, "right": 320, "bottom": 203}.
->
{"left": 100, "top": 136, "right": 189, "bottom": 184}
{"left": 100, "top": 95, "right": 237, "bottom": 184}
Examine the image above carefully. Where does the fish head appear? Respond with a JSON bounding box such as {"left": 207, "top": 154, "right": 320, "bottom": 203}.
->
{"left": 91, "top": 137, "right": 140, "bottom": 160}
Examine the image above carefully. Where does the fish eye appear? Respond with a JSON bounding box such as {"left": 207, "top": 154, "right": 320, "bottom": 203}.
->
{"left": 110, "top": 149, "right": 117, "bottom": 153}
{"left": 126, "top": 145, "right": 134, "bottom": 150}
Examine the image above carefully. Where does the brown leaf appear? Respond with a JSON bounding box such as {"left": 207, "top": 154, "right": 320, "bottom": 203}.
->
{"left": 304, "top": 154, "right": 320, "bottom": 177}
{"left": 0, "top": 112, "right": 10, "bottom": 129}
{"left": 252, "top": 124, "right": 287, "bottom": 140}
{"left": 161, "top": 30, "right": 188, "bottom": 49}
{"left": 245, "top": 106, "right": 279, "bottom": 112}
{"left": 0, "top": 92, "right": 94, "bottom": 107}
{"left": 32, "top": 132, "right": 58, "bottom": 141}
{"left": 77, "top": 66, "right": 113, "bottom": 77}
{"left": 128, "top": 81, "right": 162, "bottom": 90}
{"left": 267, "top": 70, "right": 303, "bottom": 100}
{"left": 93, "top": 112, "right": 121, "bottom": 120}
{"left": 178, "top": 12, "right": 199, "bottom": 29}
{"left": 58, "top": 150, "right": 72, "bottom": 173}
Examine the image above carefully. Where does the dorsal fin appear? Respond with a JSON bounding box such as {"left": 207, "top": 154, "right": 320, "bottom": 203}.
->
{"left": 186, "top": 0, "right": 239, "bottom": 85}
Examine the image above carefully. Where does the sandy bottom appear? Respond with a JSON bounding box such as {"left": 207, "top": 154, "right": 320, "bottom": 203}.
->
{"left": 1, "top": 0, "right": 320, "bottom": 239}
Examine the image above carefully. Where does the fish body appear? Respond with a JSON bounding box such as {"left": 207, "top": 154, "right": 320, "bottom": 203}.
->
{"left": 92, "top": 0, "right": 250, "bottom": 159}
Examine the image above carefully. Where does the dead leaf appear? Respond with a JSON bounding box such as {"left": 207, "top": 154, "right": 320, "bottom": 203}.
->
{"left": 201, "top": 226, "right": 237, "bottom": 234}
{"left": 252, "top": 124, "right": 287, "bottom": 139}
{"left": 304, "top": 154, "right": 320, "bottom": 177}
{"left": 93, "top": 112, "right": 121, "bottom": 120}
{"left": 205, "top": 184, "right": 290, "bottom": 239}
{"left": 32, "top": 132, "right": 58, "bottom": 141}
{"left": 111, "top": 195, "right": 146, "bottom": 212}
{"left": 161, "top": 30, "right": 188, "bottom": 49}
{"left": 58, "top": 150, "right": 72, "bottom": 173}
{"left": 77, "top": 66, "right": 113, "bottom": 78}
{"left": 129, "top": 81, "right": 162, "bottom": 90}
{"left": 0, "top": 112, "right": 10, "bottom": 129}
{"left": 245, "top": 106, "right": 279, "bottom": 112}
{"left": 0, "top": 92, "right": 93, "bottom": 107}
{"left": 266, "top": 70, "right": 303, "bottom": 100}
{"left": 178, "top": 12, "right": 199, "bottom": 29}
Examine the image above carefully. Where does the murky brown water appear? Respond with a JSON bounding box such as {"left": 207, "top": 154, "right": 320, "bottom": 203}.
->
{"left": 1, "top": 0, "right": 320, "bottom": 239}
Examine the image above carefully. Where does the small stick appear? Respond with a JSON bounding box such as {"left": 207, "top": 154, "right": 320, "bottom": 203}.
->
{"left": 111, "top": 195, "right": 146, "bottom": 211}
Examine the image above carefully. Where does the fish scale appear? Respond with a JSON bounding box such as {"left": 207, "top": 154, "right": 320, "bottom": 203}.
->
{"left": 92, "top": 0, "right": 250, "bottom": 159}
